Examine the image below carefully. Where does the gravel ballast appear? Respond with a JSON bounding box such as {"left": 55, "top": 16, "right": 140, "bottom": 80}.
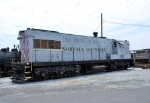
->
{"left": 0, "top": 68, "right": 150, "bottom": 97}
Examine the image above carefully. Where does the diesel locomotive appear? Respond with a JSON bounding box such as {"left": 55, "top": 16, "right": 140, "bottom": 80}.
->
{"left": 11, "top": 28, "right": 133, "bottom": 82}
{"left": 132, "top": 49, "right": 150, "bottom": 69}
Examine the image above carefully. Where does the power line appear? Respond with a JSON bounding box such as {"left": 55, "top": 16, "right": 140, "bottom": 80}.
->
{"left": 94, "top": 22, "right": 101, "bottom": 31}
{"left": 104, "top": 17, "right": 150, "bottom": 22}
{"left": 104, "top": 21, "right": 150, "bottom": 27}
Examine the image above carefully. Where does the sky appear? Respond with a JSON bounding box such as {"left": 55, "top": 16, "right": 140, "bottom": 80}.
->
{"left": 0, "top": 0, "right": 150, "bottom": 50}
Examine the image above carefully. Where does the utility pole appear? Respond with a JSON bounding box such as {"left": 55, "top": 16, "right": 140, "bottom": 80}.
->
{"left": 101, "top": 13, "right": 103, "bottom": 37}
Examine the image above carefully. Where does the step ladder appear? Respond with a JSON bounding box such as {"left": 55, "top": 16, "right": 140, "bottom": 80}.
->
{"left": 24, "top": 64, "right": 32, "bottom": 79}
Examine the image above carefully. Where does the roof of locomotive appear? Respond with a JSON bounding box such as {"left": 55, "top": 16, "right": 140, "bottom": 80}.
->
{"left": 135, "top": 48, "right": 150, "bottom": 52}
{"left": 21, "top": 28, "right": 111, "bottom": 39}
{"left": 19, "top": 28, "right": 129, "bottom": 42}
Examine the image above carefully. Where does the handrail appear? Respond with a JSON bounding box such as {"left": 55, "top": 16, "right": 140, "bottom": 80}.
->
{"left": 30, "top": 50, "right": 32, "bottom": 71}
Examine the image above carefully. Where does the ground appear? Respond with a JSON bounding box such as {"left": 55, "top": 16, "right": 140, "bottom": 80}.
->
{"left": 0, "top": 68, "right": 150, "bottom": 103}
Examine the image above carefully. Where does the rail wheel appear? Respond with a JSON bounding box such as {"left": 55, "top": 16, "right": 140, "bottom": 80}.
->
{"left": 63, "top": 72, "right": 68, "bottom": 78}
{"left": 33, "top": 74, "right": 39, "bottom": 81}
{"left": 44, "top": 73, "right": 49, "bottom": 80}
{"left": 124, "top": 65, "right": 128, "bottom": 70}
{"left": 80, "top": 65, "right": 87, "bottom": 74}
{"left": 0, "top": 68, "right": 3, "bottom": 77}
{"left": 106, "top": 64, "right": 112, "bottom": 72}
{"left": 50, "top": 74, "right": 54, "bottom": 79}
{"left": 54, "top": 72, "right": 59, "bottom": 79}
{"left": 68, "top": 71, "right": 73, "bottom": 77}
{"left": 111, "top": 66, "right": 115, "bottom": 71}
{"left": 73, "top": 69, "right": 77, "bottom": 76}
{"left": 0, "top": 68, "right": 4, "bottom": 77}
{"left": 38, "top": 74, "right": 43, "bottom": 80}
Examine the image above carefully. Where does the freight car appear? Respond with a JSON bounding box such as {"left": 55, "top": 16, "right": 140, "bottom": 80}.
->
{"left": 132, "top": 49, "right": 150, "bottom": 69}
{"left": 11, "top": 28, "right": 133, "bottom": 82}
{"left": 0, "top": 47, "right": 20, "bottom": 77}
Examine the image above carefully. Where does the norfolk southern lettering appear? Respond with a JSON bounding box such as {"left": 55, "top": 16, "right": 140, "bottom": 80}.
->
{"left": 62, "top": 47, "right": 84, "bottom": 51}
{"left": 62, "top": 47, "right": 100, "bottom": 51}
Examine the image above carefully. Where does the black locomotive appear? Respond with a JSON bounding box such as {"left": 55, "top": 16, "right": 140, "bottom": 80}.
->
{"left": 0, "top": 47, "right": 21, "bottom": 77}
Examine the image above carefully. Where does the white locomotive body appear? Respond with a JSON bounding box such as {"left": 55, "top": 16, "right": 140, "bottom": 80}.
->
{"left": 19, "top": 28, "right": 131, "bottom": 63}
{"left": 12, "top": 28, "right": 133, "bottom": 82}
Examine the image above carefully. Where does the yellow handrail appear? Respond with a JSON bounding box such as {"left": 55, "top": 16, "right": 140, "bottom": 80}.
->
{"left": 31, "top": 50, "right": 32, "bottom": 71}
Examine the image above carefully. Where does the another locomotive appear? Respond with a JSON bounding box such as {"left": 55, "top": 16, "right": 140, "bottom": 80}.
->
{"left": 0, "top": 47, "right": 20, "bottom": 77}
{"left": 132, "top": 49, "right": 150, "bottom": 69}
{"left": 11, "top": 28, "right": 133, "bottom": 82}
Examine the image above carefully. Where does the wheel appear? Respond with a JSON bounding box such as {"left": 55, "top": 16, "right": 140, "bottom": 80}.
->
{"left": 113, "top": 66, "right": 117, "bottom": 71}
{"left": 38, "top": 74, "right": 43, "bottom": 80}
{"left": 0, "top": 68, "right": 4, "bottom": 77}
{"left": 80, "top": 65, "right": 87, "bottom": 74}
{"left": 54, "top": 72, "right": 59, "bottom": 79}
{"left": 33, "top": 74, "right": 39, "bottom": 81}
{"left": 106, "top": 64, "right": 112, "bottom": 72}
{"left": 67, "top": 71, "right": 71, "bottom": 77}
{"left": 74, "top": 69, "right": 79, "bottom": 76}
{"left": 123, "top": 65, "right": 128, "bottom": 70}
{"left": 63, "top": 72, "right": 68, "bottom": 78}
{"left": 67, "top": 71, "right": 73, "bottom": 77}
{"left": 50, "top": 74, "right": 54, "bottom": 79}
{"left": 44, "top": 73, "right": 49, "bottom": 80}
